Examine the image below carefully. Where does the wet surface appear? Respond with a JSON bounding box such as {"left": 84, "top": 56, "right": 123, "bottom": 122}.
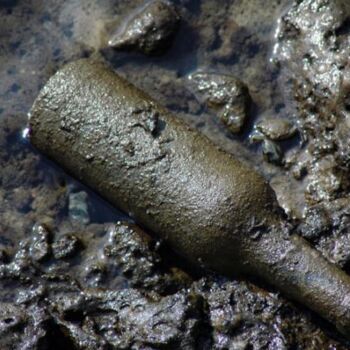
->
{"left": 2, "top": 0, "right": 350, "bottom": 348}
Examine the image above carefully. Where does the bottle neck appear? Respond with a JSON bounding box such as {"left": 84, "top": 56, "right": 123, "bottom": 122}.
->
{"left": 243, "top": 224, "right": 350, "bottom": 338}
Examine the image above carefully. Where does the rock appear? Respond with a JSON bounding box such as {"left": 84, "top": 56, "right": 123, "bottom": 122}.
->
{"left": 305, "top": 155, "right": 348, "bottom": 203}
{"left": 108, "top": 0, "right": 180, "bottom": 55}
{"left": 262, "top": 139, "right": 284, "bottom": 165}
{"left": 188, "top": 72, "right": 251, "bottom": 134}
{"left": 29, "top": 223, "right": 51, "bottom": 262}
{"left": 256, "top": 118, "right": 296, "bottom": 141}
{"left": 52, "top": 233, "right": 81, "bottom": 260}
{"left": 299, "top": 205, "right": 331, "bottom": 240}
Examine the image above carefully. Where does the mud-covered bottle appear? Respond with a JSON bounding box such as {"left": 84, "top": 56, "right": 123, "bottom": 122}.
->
{"left": 29, "top": 59, "right": 350, "bottom": 338}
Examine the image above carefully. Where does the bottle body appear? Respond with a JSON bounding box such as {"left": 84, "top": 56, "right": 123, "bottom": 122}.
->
{"left": 29, "top": 59, "right": 280, "bottom": 275}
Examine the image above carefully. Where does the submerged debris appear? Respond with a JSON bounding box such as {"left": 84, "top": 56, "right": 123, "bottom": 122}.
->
{"left": 108, "top": 0, "right": 180, "bottom": 55}
{"left": 188, "top": 72, "right": 251, "bottom": 134}
{"left": 262, "top": 139, "right": 284, "bottom": 165}
{"left": 69, "top": 191, "right": 90, "bottom": 225}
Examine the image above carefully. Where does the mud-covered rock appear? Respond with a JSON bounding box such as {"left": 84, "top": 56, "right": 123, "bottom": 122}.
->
{"left": 273, "top": 0, "right": 350, "bottom": 98}
{"left": 273, "top": 0, "right": 350, "bottom": 170}
{"left": 54, "top": 288, "right": 205, "bottom": 349}
{"left": 0, "top": 221, "right": 203, "bottom": 349}
{"left": 305, "top": 155, "right": 349, "bottom": 203}
{"left": 192, "top": 277, "right": 336, "bottom": 350}
{"left": 262, "top": 139, "right": 284, "bottom": 165}
{"left": 256, "top": 118, "right": 296, "bottom": 141}
{"left": 250, "top": 118, "right": 293, "bottom": 165}
{"left": 103, "top": 223, "right": 191, "bottom": 294}
{"left": 108, "top": 0, "right": 180, "bottom": 55}
{"left": 273, "top": 0, "right": 350, "bottom": 284}
{"left": 299, "top": 205, "right": 331, "bottom": 240}
{"left": 188, "top": 72, "right": 251, "bottom": 134}
{"left": 52, "top": 233, "right": 81, "bottom": 260}
{"left": 29, "top": 223, "right": 51, "bottom": 262}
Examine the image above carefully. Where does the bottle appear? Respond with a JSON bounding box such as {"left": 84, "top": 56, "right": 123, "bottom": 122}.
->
{"left": 29, "top": 59, "right": 350, "bottom": 338}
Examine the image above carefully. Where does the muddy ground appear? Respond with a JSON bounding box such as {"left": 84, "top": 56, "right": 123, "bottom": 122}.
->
{"left": 1, "top": 0, "right": 350, "bottom": 348}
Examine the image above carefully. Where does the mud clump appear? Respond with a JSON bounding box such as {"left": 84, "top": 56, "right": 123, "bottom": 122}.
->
{"left": 250, "top": 118, "right": 297, "bottom": 165}
{"left": 0, "top": 220, "right": 344, "bottom": 349}
{"left": 188, "top": 72, "right": 251, "bottom": 134}
{"left": 52, "top": 233, "right": 81, "bottom": 260}
{"left": 273, "top": 0, "right": 350, "bottom": 277}
{"left": 0, "top": 221, "right": 201, "bottom": 349}
{"left": 29, "top": 223, "right": 51, "bottom": 262}
{"left": 255, "top": 118, "right": 296, "bottom": 141}
{"left": 103, "top": 222, "right": 192, "bottom": 294}
{"left": 108, "top": 0, "right": 180, "bottom": 55}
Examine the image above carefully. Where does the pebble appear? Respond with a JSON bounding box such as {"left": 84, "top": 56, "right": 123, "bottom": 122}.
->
{"left": 262, "top": 139, "right": 284, "bottom": 165}
{"left": 29, "top": 223, "right": 51, "bottom": 262}
{"left": 108, "top": 0, "right": 180, "bottom": 55}
{"left": 188, "top": 72, "right": 251, "bottom": 133}
{"left": 52, "top": 233, "right": 81, "bottom": 260}
{"left": 256, "top": 118, "right": 296, "bottom": 141}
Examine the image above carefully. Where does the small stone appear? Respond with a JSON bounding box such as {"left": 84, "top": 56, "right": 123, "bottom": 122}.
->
{"left": 299, "top": 205, "right": 331, "bottom": 240}
{"left": 262, "top": 139, "right": 284, "bottom": 165}
{"left": 256, "top": 118, "right": 296, "bottom": 141}
{"left": 188, "top": 72, "right": 250, "bottom": 133}
{"left": 108, "top": 0, "right": 180, "bottom": 56}
{"left": 29, "top": 223, "right": 51, "bottom": 262}
{"left": 52, "top": 234, "right": 81, "bottom": 260}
